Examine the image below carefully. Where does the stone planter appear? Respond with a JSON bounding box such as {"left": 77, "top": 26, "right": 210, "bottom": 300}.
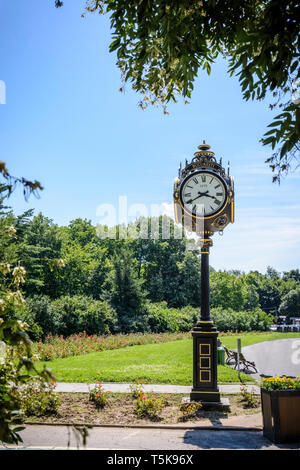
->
{"left": 261, "top": 388, "right": 300, "bottom": 443}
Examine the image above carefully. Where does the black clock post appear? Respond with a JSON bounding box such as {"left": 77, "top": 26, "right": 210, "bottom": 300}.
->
{"left": 190, "top": 236, "right": 222, "bottom": 405}
{"left": 173, "top": 141, "right": 234, "bottom": 409}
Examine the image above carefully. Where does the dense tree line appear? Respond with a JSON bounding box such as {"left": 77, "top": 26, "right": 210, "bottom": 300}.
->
{"left": 1, "top": 201, "right": 299, "bottom": 338}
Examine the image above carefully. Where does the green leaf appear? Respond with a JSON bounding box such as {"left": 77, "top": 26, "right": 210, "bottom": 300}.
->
{"left": 263, "top": 128, "right": 277, "bottom": 136}
{"left": 109, "top": 38, "right": 121, "bottom": 52}
{"left": 290, "top": 61, "right": 298, "bottom": 74}
{"left": 262, "top": 136, "right": 275, "bottom": 146}
{"left": 267, "top": 121, "right": 283, "bottom": 128}
{"left": 280, "top": 141, "right": 290, "bottom": 159}
{"left": 12, "top": 427, "right": 25, "bottom": 433}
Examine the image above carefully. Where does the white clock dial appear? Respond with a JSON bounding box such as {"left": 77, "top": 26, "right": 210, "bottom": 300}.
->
{"left": 180, "top": 171, "right": 227, "bottom": 217}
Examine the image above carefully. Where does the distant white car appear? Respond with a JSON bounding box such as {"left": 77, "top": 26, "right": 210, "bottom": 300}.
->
{"left": 269, "top": 325, "right": 277, "bottom": 331}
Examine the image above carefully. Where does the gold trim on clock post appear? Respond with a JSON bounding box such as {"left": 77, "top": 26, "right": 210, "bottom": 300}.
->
{"left": 199, "top": 344, "right": 211, "bottom": 356}
{"left": 199, "top": 371, "right": 211, "bottom": 383}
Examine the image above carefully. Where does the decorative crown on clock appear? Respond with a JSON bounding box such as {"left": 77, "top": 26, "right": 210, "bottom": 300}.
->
{"left": 179, "top": 141, "right": 228, "bottom": 180}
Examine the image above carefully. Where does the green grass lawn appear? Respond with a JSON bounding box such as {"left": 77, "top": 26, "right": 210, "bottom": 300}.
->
{"left": 39, "top": 339, "right": 250, "bottom": 384}
{"left": 38, "top": 332, "right": 299, "bottom": 385}
{"left": 220, "top": 331, "right": 300, "bottom": 349}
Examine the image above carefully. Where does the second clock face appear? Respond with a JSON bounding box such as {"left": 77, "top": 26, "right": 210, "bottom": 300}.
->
{"left": 180, "top": 171, "right": 227, "bottom": 217}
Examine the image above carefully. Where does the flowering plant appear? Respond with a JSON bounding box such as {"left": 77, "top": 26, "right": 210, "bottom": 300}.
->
{"left": 261, "top": 376, "right": 300, "bottom": 391}
{"left": 34, "top": 332, "right": 188, "bottom": 361}
{"left": 134, "top": 390, "right": 165, "bottom": 419}
{"left": 89, "top": 382, "right": 108, "bottom": 408}
{"left": 20, "top": 379, "right": 60, "bottom": 417}
{"left": 240, "top": 383, "right": 259, "bottom": 408}
{"left": 179, "top": 401, "right": 202, "bottom": 420}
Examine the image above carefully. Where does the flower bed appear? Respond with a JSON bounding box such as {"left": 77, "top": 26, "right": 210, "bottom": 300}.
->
{"left": 33, "top": 332, "right": 189, "bottom": 361}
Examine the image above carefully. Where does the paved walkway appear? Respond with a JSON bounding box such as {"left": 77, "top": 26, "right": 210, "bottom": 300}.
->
{"left": 2, "top": 424, "right": 299, "bottom": 450}
{"left": 54, "top": 382, "right": 260, "bottom": 395}
{"left": 242, "top": 338, "right": 300, "bottom": 378}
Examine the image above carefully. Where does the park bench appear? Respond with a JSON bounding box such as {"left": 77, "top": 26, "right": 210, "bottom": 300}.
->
{"left": 223, "top": 346, "right": 257, "bottom": 373}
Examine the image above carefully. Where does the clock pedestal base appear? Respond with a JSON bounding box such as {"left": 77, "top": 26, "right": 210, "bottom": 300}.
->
{"left": 190, "top": 324, "right": 228, "bottom": 410}
{"left": 183, "top": 396, "right": 230, "bottom": 411}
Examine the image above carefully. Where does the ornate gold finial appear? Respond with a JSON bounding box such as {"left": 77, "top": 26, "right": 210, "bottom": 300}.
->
{"left": 198, "top": 140, "right": 211, "bottom": 151}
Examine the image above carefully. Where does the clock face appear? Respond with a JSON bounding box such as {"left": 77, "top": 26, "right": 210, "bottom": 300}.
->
{"left": 180, "top": 171, "right": 227, "bottom": 217}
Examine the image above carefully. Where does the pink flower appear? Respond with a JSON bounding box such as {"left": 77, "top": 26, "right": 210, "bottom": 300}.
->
{"left": 142, "top": 396, "right": 146, "bottom": 401}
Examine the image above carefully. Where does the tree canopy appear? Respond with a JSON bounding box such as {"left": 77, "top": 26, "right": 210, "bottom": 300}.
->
{"left": 56, "top": 0, "right": 300, "bottom": 181}
{"left": 279, "top": 288, "right": 300, "bottom": 319}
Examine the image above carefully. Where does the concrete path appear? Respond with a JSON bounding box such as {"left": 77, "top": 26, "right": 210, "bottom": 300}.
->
{"left": 242, "top": 338, "right": 300, "bottom": 378}
{"left": 2, "top": 424, "right": 299, "bottom": 450}
{"left": 54, "top": 382, "right": 260, "bottom": 394}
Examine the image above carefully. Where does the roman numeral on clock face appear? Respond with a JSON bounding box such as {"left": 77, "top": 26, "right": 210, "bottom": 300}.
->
{"left": 214, "top": 199, "right": 221, "bottom": 205}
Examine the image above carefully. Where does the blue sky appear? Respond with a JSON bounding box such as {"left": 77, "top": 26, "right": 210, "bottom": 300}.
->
{"left": 1, "top": 0, "right": 300, "bottom": 273}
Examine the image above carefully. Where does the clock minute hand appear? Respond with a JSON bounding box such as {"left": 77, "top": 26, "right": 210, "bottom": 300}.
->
{"left": 186, "top": 191, "right": 208, "bottom": 204}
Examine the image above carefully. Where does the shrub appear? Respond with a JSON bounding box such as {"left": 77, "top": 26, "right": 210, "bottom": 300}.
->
{"left": 3, "top": 302, "right": 43, "bottom": 342}
{"left": 179, "top": 400, "right": 202, "bottom": 420}
{"left": 178, "top": 306, "right": 198, "bottom": 331}
{"left": 146, "top": 302, "right": 178, "bottom": 333}
{"left": 26, "top": 295, "right": 59, "bottom": 338}
{"left": 0, "top": 353, "right": 26, "bottom": 440}
{"left": 51, "top": 295, "right": 117, "bottom": 336}
{"left": 115, "top": 310, "right": 150, "bottom": 334}
{"left": 20, "top": 379, "right": 60, "bottom": 417}
{"left": 211, "top": 307, "right": 273, "bottom": 332}
{"left": 146, "top": 302, "right": 197, "bottom": 333}
{"left": 239, "top": 383, "right": 259, "bottom": 408}
{"left": 89, "top": 382, "right": 108, "bottom": 408}
{"left": 134, "top": 391, "right": 165, "bottom": 419}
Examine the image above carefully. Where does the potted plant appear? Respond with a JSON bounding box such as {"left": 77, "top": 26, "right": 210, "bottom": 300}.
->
{"left": 260, "top": 376, "right": 300, "bottom": 443}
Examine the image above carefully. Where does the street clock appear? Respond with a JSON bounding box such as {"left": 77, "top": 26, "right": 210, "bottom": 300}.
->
{"left": 173, "top": 141, "right": 235, "bottom": 407}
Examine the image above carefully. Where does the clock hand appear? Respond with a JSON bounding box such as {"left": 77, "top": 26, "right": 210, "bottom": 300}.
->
{"left": 202, "top": 192, "right": 221, "bottom": 200}
{"left": 186, "top": 191, "right": 208, "bottom": 204}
